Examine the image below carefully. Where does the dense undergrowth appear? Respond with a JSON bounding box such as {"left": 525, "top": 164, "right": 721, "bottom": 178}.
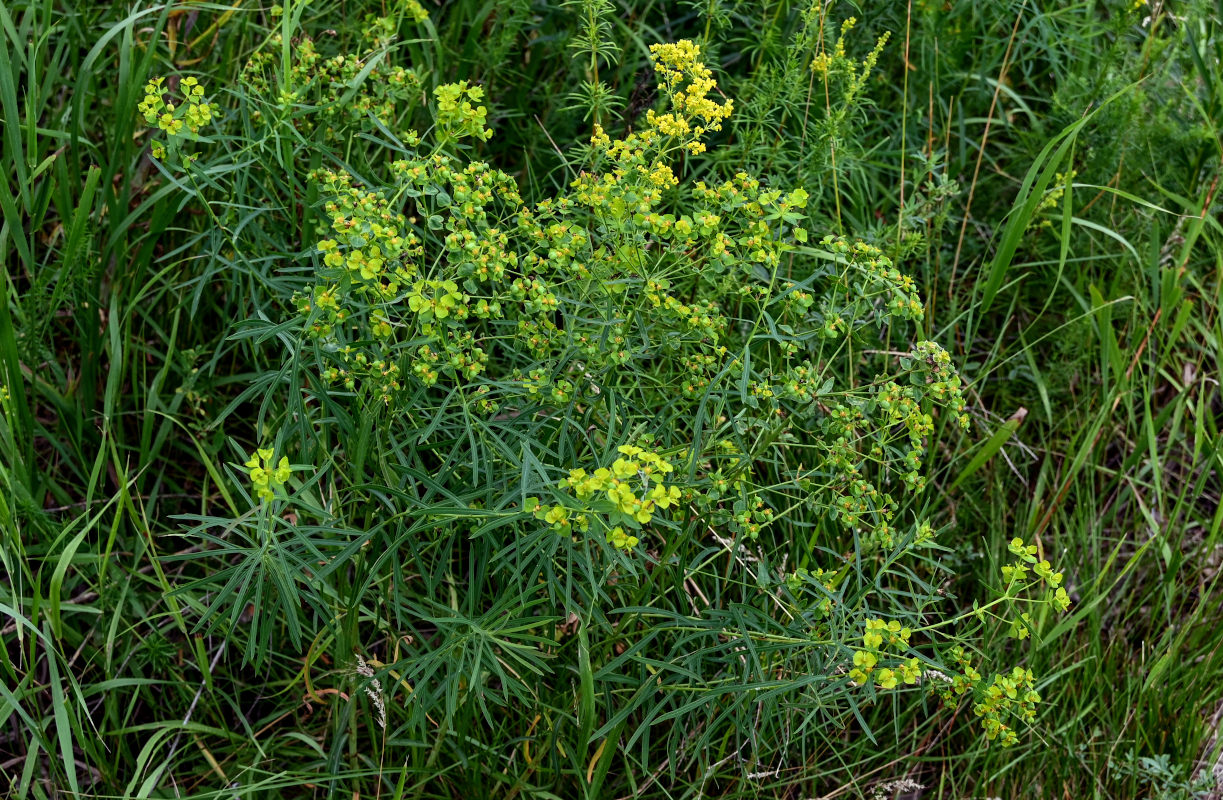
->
{"left": 2, "top": 1, "right": 1222, "bottom": 798}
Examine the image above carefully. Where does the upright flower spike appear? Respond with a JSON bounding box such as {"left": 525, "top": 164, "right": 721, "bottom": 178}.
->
{"left": 646, "top": 40, "right": 733, "bottom": 152}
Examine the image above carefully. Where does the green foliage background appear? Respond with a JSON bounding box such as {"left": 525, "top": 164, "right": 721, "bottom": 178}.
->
{"left": 2, "top": 0, "right": 1222, "bottom": 797}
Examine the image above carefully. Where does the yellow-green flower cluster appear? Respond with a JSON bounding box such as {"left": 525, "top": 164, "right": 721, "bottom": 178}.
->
{"left": 524, "top": 445, "right": 690, "bottom": 552}
{"left": 820, "top": 237, "right": 925, "bottom": 324}
{"left": 575, "top": 133, "right": 671, "bottom": 212}
{"left": 298, "top": 142, "right": 542, "bottom": 405}
{"left": 245, "top": 447, "right": 293, "bottom": 503}
{"left": 933, "top": 584, "right": 1060, "bottom": 749}
{"left": 139, "top": 76, "right": 212, "bottom": 134}
{"left": 300, "top": 173, "right": 419, "bottom": 303}
{"left": 525, "top": 496, "right": 589, "bottom": 536}
{"left": 785, "top": 567, "right": 838, "bottom": 618}
{"left": 790, "top": 336, "right": 969, "bottom": 535}
{"left": 938, "top": 647, "right": 1041, "bottom": 747}
{"left": 240, "top": 29, "right": 422, "bottom": 138}
{"left": 644, "top": 279, "right": 728, "bottom": 344}
{"left": 564, "top": 445, "right": 681, "bottom": 523}
{"left": 403, "top": 0, "right": 429, "bottom": 23}
{"left": 291, "top": 169, "right": 434, "bottom": 402}
{"left": 435, "top": 81, "right": 493, "bottom": 142}
{"left": 911, "top": 340, "right": 970, "bottom": 429}
{"left": 408, "top": 280, "right": 466, "bottom": 321}
{"left": 809, "top": 338, "right": 967, "bottom": 540}
{"left": 974, "top": 667, "right": 1041, "bottom": 745}
{"left": 729, "top": 497, "right": 776, "bottom": 540}
{"left": 138, "top": 76, "right": 216, "bottom": 163}
{"left": 849, "top": 618, "right": 921, "bottom": 690}
{"left": 1004, "top": 537, "right": 1071, "bottom": 614}
{"left": 813, "top": 403, "right": 903, "bottom": 539}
